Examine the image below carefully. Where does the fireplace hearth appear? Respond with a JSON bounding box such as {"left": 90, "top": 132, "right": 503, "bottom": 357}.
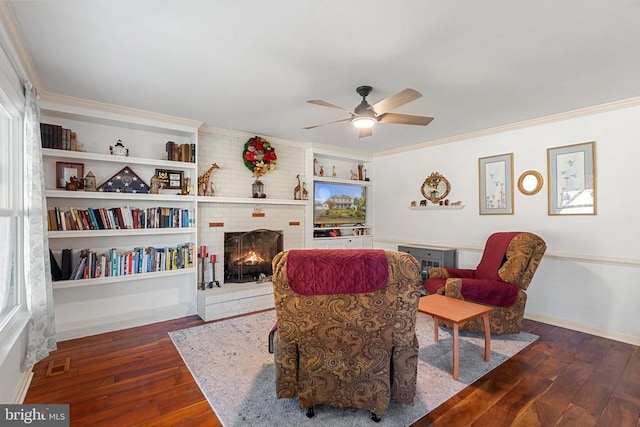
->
{"left": 224, "top": 229, "right": 283, "bottom": 283}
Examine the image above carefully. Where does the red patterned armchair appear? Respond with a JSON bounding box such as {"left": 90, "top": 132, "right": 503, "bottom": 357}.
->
{"left": 270, "top": 249, "right": 422, "bottom": 421}
{"left": 425, "top": 232, "right": 546, "bottom": 334}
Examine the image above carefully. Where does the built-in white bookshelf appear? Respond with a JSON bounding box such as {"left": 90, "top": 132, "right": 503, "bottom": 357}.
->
{"left": 41, "top": 100, "right": 202, "bottom": 340}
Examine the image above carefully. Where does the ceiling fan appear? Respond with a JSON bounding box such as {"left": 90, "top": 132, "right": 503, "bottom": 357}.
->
{"left": 304, "top": 85, "right": 434, "bottom": 138}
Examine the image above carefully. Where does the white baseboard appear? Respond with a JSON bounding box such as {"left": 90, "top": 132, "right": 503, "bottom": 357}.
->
{"left": 55, "top": 303, "right": 196, "bottom": 341}
{"left": 12, "top": 368, "right": 33, "bottom": 403}
{"left": 524, "top": 312, "right": 640, "bottom": 346}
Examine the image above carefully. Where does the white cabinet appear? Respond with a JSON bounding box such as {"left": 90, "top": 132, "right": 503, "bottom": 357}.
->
{"left": 313, "top": 236, "right": 373, "bottom": 249}
{"left": 41, "top": 101, "right": 201, "bottom": 340}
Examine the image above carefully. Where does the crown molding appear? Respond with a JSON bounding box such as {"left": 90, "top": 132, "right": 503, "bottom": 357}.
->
{"left": 40, "top": 91, "right": 203, "bottom": 131}
{"left": 0, "top": 1, "right": 43, "bottom": 89}
{"left": 374, "top": 96, "right": 640, "bottom": 158}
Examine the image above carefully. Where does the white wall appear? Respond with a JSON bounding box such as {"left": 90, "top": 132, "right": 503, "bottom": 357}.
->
{"left": 373, "top": 103, "right": 640, "bottom": 345}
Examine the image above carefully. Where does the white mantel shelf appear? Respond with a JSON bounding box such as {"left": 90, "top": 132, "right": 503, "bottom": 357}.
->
{"left": 409, "top": 205, "right": 465, "bottom": 210}
{"left": 197, "top": 196, "right": 308, "bottom": 205}
{"left": 46, "top": 189, "right": 196, "bottom": 202}
{"left": 314, "top": 176, "right": 372, "bottom": 186}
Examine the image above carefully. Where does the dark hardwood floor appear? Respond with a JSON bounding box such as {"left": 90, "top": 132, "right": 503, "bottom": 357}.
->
{"left": 25, "top": 313, "right": 640, "bottom": 426}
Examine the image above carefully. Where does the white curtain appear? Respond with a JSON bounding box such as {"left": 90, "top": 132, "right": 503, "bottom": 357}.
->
{"left": 23, "top": 81, "right": 56, "bottom": 369}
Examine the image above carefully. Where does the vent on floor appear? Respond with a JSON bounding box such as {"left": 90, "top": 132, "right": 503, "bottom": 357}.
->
{"left": 45, "top": 357, "right": 70, "bottom": 377}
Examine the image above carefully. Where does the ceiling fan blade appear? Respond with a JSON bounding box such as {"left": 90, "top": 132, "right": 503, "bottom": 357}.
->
{"left": 358, "top": 127, "right": 373, "bottom": 138}
{"left": 303, "top": 118, "right": 351, "bottom": 129}
{"left": 371, "top": 88, "right": 422, "bottom": 115}
{"left": 307, "top": 99, "right": 353, "bottom": 113}
{"left": 378, "top": 112, "right": 434, "bottom": 126}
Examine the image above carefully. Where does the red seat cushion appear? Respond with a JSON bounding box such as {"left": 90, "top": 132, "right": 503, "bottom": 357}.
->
{"left": 475, "top": 232, "right": 520, "bottom": 280}
{"left": 424, "top": 277, "right": 446, "bottom": 295}
{"left": 460, "top": 279, "right": 519, "bottom": 307}
{"left": 286, "top": 249, "right": 388, "bottom": 295}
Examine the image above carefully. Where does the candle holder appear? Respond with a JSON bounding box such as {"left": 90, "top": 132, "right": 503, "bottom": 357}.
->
{"left": 252, "top": 179, "right": 266, "bottom": 198}
{"left": 209, "top": 254, "right": 220, "bottom": 288}
{"left": 198, "top": 246, "right": 220, "bottom": 289}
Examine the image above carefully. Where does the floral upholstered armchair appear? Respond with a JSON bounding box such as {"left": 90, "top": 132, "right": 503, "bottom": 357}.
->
{"left": 270, "top": 249, "right": 422, "bottom": 421}
{"left": 424, "top": 232, "right": 546, "bottom": 334}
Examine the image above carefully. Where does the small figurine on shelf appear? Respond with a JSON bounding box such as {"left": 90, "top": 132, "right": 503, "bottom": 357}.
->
{"left": 319, "top": 165, "right": 324, "bottom": 177}
{"left": 198, "top": 163, "right": 219, "bottom": 196}
{"left": 180, "top": 177, "right": 191, "bottom": 195}
{"left": 314, "top": 158, "right": 319, "bottom": 176}
{"left": 109, "top": 139, "right": 129, "bottom": 156}
{"left": 302, "top": 182, "right": 308, "bottom": 200}
{"left": 357, "top": 163, "right": 364, "bottom": 180}
{"left": 293, "top": 174, "right": 302, "bottom": 200}
{"left": 149, "top": 174, "right": 163, "bottom": 194}
{"left": 84, "top": 171, "right": 97, "bottom": 192}
{"left": 332, "top": 165, "right": 337, "bottom": 178}
{"left": 65, "top": 176, "right": 79, "bottom": 191}
{"left": 350, "top": 169, "right": 358, "bottom": 180}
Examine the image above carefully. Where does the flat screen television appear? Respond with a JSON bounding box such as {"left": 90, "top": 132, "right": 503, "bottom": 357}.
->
{"left": 313, "top": 181, "right": 366, "bottom": 226}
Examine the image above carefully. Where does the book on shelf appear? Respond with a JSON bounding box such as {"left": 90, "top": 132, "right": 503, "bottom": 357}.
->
{"left": 40, "top": 123, "right": 77, "bottom": 151}
{"left": 165, "top": 140, "right": 195, "bottom": 163}
{"left": 49, "top": 249, "right": 62, "bottom": 281}
{"left": 53, "top": 243, "right": 196, "bottom": 281}
{"left": 47, "top": 206, "right": 195, "bottom": 231}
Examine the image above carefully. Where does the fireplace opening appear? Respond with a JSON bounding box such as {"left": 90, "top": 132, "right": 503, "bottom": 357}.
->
{"left": 224, "top": 229, "right": 283, "bottom": 283}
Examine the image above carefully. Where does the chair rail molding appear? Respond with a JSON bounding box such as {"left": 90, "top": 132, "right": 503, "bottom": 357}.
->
{"left": 374, "top": 238, "right": 640, "bottom": 268}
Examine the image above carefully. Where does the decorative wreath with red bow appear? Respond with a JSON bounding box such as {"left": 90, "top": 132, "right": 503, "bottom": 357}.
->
{"left": 242, "top": 136, "right": 277, "bottom": 178}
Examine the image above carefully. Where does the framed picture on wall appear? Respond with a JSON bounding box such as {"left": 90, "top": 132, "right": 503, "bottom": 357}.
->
{"left": 478, "top": 153, "right": 514, "bottom": 215}
{"left": 547, "top": 141, "right": 596, "bottom": 215}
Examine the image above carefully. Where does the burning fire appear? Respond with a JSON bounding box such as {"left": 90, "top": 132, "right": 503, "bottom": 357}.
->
{"left": 235, "top": 250, "right": 266, "bottom": 265}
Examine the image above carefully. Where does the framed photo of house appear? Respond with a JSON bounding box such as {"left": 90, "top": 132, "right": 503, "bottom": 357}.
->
{"left": 547, "top": 141, "right": 596, "bottom": 215}
{"left": 56, "top": 162, "right": 84, "bottom": 189}
{"left": 478, "top": 153, "right": 513, "bottom": 215}
{"left": 155, "top": 169, "right": 184, "bottom": 189}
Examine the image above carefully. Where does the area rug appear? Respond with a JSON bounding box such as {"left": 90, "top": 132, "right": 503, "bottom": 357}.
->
{"left": 169, "top": 310, "right": 537, "bottom": 426}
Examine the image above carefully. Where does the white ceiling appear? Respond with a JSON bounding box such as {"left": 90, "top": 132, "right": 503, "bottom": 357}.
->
{"left": 8, "top": 0, "right": 640, "bottom": 154}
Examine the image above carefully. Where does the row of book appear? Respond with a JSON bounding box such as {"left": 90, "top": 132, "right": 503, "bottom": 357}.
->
{"left": 48, "top": 206, "right": 195, "bottom": 231}
{"left": 41, "top": 123, "right": 77, "bottom": 150}
{"left": 166, "top": 141, "right": 196, "bottom": 163}
{"left": 51, "top": 244, "right": 195, "bottom": 281}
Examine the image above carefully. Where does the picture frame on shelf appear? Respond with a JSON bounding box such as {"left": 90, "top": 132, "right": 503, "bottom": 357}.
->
{"left": 547, "top": 141, "right": 596, "bottom": 215}
{"left": 56, "top": 161, "right": 84, "bottom": 189}
{"left": 155, "top": 168, "right": 184, "bottom": 189}
{"left": 478, "top": 153, "right": 513, "bottom": 215}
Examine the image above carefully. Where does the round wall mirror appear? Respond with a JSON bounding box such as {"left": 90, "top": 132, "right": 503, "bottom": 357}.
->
{"left": 421, "top": 172, "right": 451, "bottom": 204}
{"left": 517, "top": 170, "right": 543, "bottom": 195}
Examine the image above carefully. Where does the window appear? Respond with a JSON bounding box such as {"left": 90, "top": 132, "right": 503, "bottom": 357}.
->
{"left": 0, "top": 106, "right": 21, "bottom": 330}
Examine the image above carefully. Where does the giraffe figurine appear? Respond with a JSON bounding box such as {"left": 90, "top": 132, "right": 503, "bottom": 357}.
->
{"left": 301, "top": 182, "right": 308, "bottom": 200}
{"left": 198, "top": 163, "right": 219, "bottom": 196}
{"left": 293, "top": 174, "right": 302, "bottom": 200}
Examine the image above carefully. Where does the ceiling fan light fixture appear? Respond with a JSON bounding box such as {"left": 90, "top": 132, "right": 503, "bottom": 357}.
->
{"left": 352, "top": 116, "right": 376, "bottom": 129}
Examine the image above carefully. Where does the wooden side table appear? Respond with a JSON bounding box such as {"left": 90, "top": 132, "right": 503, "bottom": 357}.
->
{"left": 418, "top": 294, "right": 494, "bottom": 380}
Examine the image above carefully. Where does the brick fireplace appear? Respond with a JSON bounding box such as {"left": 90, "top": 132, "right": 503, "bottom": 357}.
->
{"left": 195, "top": 129, "right": 308, "bottom": 321}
